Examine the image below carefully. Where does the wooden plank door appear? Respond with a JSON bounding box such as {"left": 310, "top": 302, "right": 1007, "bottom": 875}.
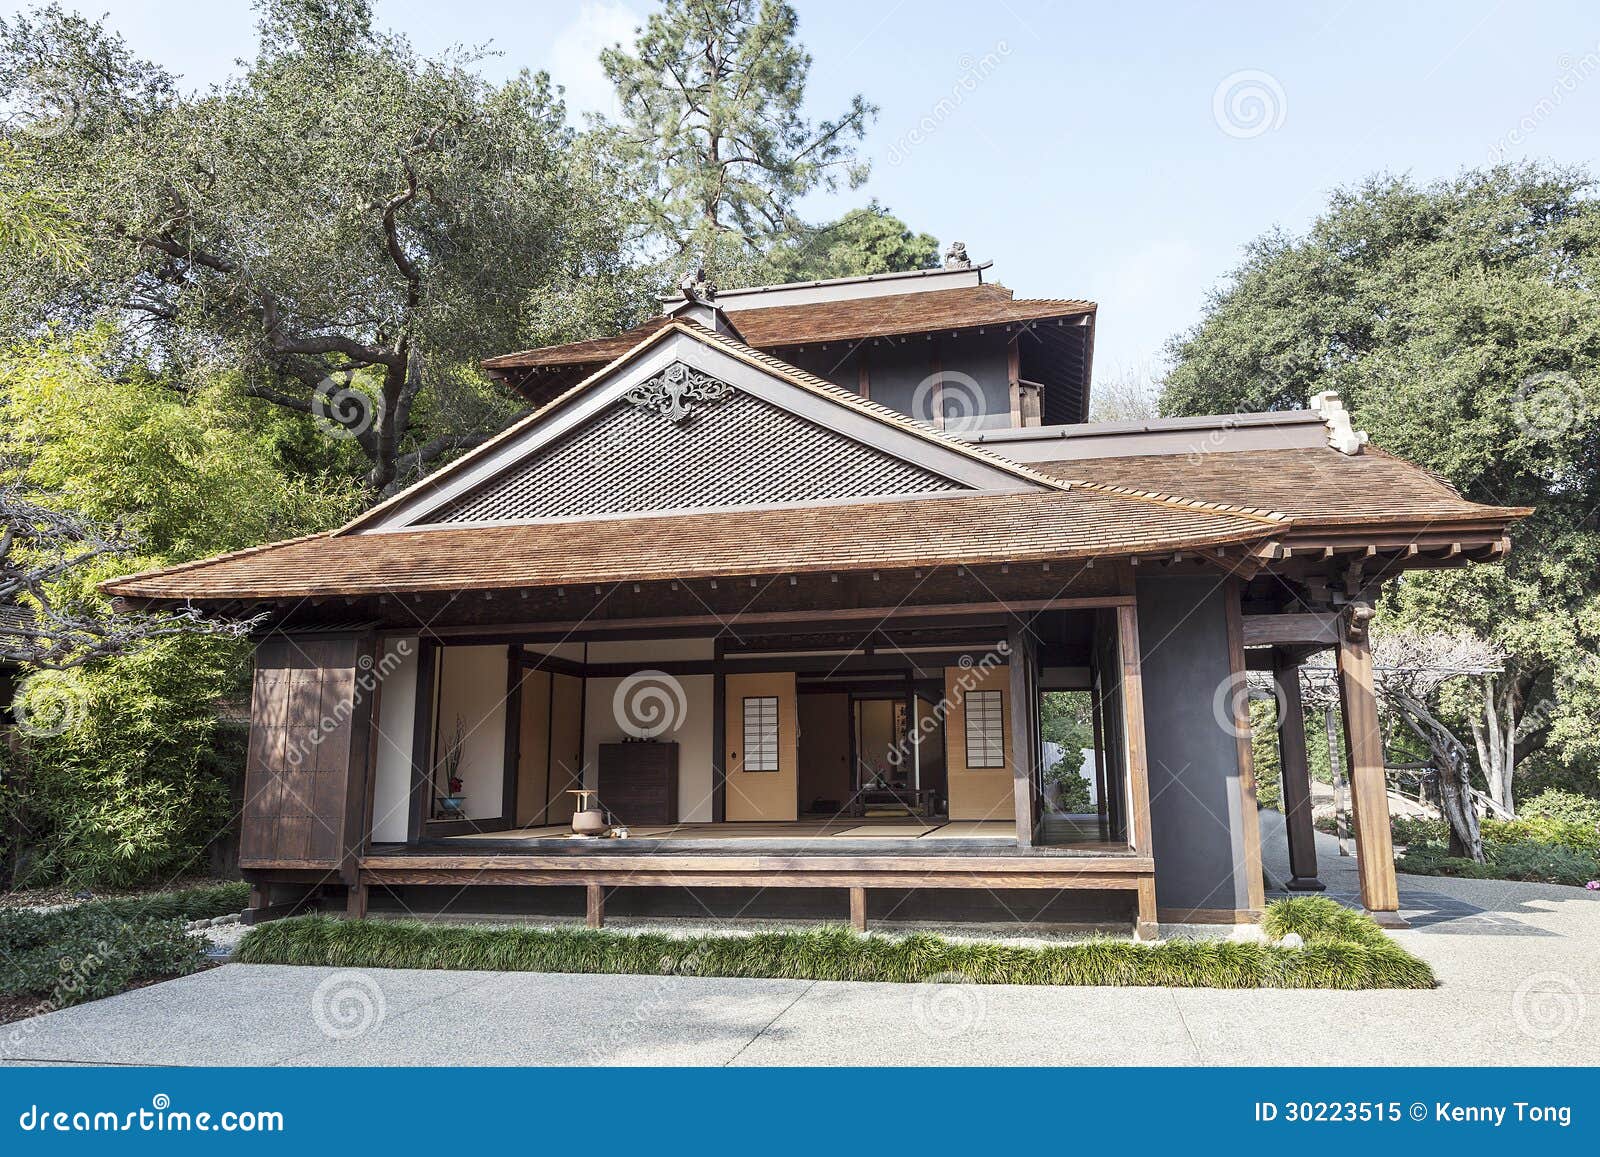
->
{"left": 241, "top": 633, "right": 375, "bottom": 877}
{"left": 724, "top": 672, "right": 798, "bottom": 822}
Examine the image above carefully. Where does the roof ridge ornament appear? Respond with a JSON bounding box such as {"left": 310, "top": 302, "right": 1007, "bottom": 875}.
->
{"left": 944, "top": 240, "right": 971, "bottom": 269}
{"left": 680, "top": 263, "right": 717, "bottom": 303}
{"left": 624, "top": 361, "right": 734, "bottom": 423}
{"left": 1310, "top": 390, "right": 1369, "bottom": 455}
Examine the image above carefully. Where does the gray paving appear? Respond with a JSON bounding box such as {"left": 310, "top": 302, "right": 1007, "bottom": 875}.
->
{"left": 3, "top": 812, "right": 1595, "bottom": 1066}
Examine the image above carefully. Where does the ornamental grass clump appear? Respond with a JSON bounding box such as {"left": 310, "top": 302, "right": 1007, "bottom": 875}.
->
{"left": 237, "top": 896, "right": 1434, "bottom": 990}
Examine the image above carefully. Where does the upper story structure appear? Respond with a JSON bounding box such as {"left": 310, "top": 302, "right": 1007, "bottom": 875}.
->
{"left": 484, "top": 246, "right": 1096, "bottom": 429}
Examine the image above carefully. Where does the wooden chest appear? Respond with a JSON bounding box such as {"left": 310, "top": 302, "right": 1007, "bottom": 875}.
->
{"left": 598, "top": 741, "right": 679, "bottom": 826}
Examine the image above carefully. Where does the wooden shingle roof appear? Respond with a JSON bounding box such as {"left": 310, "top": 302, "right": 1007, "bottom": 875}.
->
{"left": 100, "top": 488, "right": 1281, "bottom": 602}
{"left": 482, "top": 285, "right": 1096, "bottom": 372}
{"left": 1036, "top": 446, "right": 1528, "bottom": 525}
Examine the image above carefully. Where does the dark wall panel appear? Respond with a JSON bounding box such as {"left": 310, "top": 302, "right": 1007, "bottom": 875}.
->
{"left": 1135, "top": 576, "right": 1252, "bottom": 912}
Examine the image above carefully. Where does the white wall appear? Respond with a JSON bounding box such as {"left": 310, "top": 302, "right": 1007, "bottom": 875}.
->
{"left": 434, "top": 645, "right": 509, "bottom": 820}
{"left": 369, "top": 637, "right": 419, "bottom": 843}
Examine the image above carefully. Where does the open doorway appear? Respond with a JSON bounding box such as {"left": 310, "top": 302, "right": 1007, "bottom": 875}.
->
{"left": 1041, "top": 689, "right": 1100, "bottom": 836}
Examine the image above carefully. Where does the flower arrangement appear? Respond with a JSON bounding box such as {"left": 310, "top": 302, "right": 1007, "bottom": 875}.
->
{"left": 437, "top": 717, "right": 467, "bottom": 812}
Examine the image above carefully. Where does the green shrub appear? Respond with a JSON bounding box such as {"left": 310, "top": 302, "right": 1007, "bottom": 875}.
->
{"left": 237, "top": 898, "right": 1434, "bottom": 990}
{"left": 11, "top": 635, "right": 248, "bottom": 888}
{"left": 1486, "top": 840, "right": 1598, "bottom": 885}
{"left": 76, "top": 881, "right": 249, "bottom": 923}
{"left": 1390, "top": 816, "right": 1448, "bottom": 848}
{"left": 0, "top": 907, "right": 206, "bottom": 1008}
{"left": 1482, "top": 815, "right": 1600, "bottom": 856}
{"left": 1521, "top": 789, "right": 1600, "bottom": 828}
{"left": 1399, "top": 839, "right": 1598, "bottom": 887}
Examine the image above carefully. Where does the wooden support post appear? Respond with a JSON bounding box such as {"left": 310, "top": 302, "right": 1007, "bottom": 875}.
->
{"left": 1336, "top": 621, "right": 1404, "bottom": 923}
{"left": 849, "top": 886, "right": 867, "bottom": 932}
{"left": 1007, "top": 621, "right": 1036, "bottom": 848}
{"left": 345, "top": 882, "right": 369, "bottom": 920}
{"left": 1115, "top": 604, "right": 1154, "bottom": 857}
{"left": 1134, "top": 877, "right": 1158, "bottom": 942}
{"left": 1272, "top": 653, "right": 1324, "bottom": 891}
{"left": 586, "top": 883, "right": 605, "bottom": 929}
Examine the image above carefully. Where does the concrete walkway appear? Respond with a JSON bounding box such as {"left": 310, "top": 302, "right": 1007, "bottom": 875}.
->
{"left": 4, "top": 815, "right": 1596, "bottom": 1066}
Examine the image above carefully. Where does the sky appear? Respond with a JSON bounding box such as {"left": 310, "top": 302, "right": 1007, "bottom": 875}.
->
{"left": 27, "top": 0, "right": 1600, "bottom": 386}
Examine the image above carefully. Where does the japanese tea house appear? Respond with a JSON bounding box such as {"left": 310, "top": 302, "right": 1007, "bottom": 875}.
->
{"left": 104, "top": 250, "right": 1529, "bottom": 936}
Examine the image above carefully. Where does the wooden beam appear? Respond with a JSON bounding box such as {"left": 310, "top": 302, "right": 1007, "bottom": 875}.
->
{"left": 405, "top": 596, "right": 1137, "bottom": 642}
{"left": 345, "top": 882, "right": 368, "bottom": 920}
{"left": 1241, "top": 611, "right": 1341, "bottom": 647}
{"left": 363, "top": 852, "right": 1155, "bottom": 875}
{"left": 586, "top": 883, "right": 605, "bottom": 929}
{"left": 1115, "top": 604, "right": 1153, "bottom": 856}
{"left": 1223, "top": 580, "right": 1266, "bottom": 913}
{"left": 1336, "top": 618, "right": 1403, "bottom": 920}
{"left": 849, "top": 886, "right": 867, "bottom": 932}
{"left": 1272, "top": 651, "right": 1324, "bottom": 891}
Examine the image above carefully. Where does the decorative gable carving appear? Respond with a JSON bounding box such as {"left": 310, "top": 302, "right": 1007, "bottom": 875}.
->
{"left": 433, "top": 389, "right": 966, "bottom": 524}
{"left": 622, "top": 362, "right": 734, "bottom": 423}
